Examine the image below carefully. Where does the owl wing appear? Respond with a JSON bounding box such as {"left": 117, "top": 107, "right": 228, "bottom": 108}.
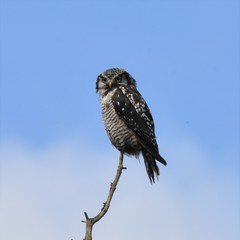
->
{"left": 112, "top": 87, "right": 166, "bottom": 165}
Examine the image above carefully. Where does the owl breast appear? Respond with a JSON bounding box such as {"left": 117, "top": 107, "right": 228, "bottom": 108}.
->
{"left": 100, "top": 89, "right": 141, "bottom": 156}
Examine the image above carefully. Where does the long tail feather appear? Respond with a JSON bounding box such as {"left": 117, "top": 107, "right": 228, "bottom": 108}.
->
{"left": 142, "top": 149, "right": 160, "bottom": 184}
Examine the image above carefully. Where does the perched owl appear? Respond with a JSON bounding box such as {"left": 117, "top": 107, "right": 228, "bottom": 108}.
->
{"left": 96, "top": 68, "right": 167, "bottom": 183}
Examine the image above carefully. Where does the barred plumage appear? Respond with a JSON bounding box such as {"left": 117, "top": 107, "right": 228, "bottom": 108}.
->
{"left": 96, "top": 68, "right": 167, "bottom": 183}
{"left": 101, "top": 88, "right": 141, "bottom": 155}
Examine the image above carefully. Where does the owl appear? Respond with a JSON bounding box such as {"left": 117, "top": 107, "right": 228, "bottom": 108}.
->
{"left": 96, "top": 68, "right": 167, "bottom": 183}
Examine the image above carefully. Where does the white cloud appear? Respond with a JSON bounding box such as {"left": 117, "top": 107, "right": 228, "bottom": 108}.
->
{"left": 0, "top": 137, "right": 239, "bottom": 240}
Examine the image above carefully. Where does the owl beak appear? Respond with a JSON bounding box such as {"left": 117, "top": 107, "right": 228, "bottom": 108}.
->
{"left": 108, "top": 80, "right": 112, "bottom": 89}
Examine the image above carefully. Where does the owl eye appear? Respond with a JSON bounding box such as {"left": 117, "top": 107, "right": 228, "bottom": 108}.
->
{"left": 99, "top": 76, "right": 107, "bottom": 83}
{"left": 115, "top": 77, "right": 122, "bottom": 83}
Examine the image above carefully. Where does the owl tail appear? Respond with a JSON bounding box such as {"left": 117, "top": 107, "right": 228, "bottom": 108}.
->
{"left": 142, "top": 149, "right": 160, "bottom": 184}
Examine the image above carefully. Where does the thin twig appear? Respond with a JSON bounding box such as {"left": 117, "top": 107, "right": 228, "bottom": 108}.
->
{"left": 83, "top": 152, "right": 125, "bottom": 240}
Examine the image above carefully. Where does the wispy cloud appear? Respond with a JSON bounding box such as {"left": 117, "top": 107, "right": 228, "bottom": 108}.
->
{"left": 0, "top": 137, "right": 239, "bottom": 240}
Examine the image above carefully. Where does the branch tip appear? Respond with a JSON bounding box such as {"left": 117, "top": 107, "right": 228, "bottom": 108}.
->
{"left": 84, "top": 212, "right": 89, "bottom": 220}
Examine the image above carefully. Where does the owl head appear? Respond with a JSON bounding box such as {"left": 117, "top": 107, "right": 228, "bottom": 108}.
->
{"left": 96, "top": 68, "right": 137, "bottom": 96}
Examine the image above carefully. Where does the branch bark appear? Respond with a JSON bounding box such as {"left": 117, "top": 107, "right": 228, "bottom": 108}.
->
{"left": 83, "top": 152, "right": 125, "bottom": 240}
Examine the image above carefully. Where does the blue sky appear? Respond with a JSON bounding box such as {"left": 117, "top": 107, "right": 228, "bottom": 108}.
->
{"left": 0, "top": 0, "right": 239, "bottom": 240}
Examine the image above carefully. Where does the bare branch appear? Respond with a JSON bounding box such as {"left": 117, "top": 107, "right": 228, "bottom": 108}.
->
{"left": 83, "top": 152, "right": 125, "bottom": 240}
